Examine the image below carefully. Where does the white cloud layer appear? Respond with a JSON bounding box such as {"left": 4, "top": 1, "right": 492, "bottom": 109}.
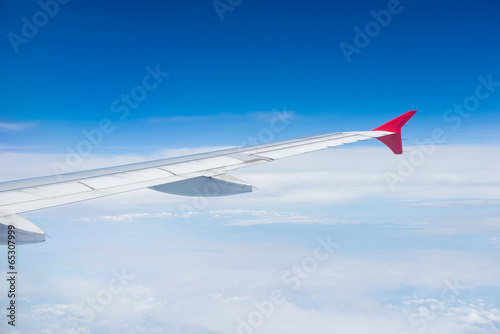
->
{"left": 3, "top": 239, "right": 500, "bottom": 334}
{"left": 0, "top": 143, "right": 499, "bottom": 333}
{"left": 0, "top": 121, "right": 36, "bottom": 131}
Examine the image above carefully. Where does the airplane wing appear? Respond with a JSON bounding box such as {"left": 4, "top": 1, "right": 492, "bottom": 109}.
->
{"left": 0, "top": 110, "right": 416, "bottom": 244}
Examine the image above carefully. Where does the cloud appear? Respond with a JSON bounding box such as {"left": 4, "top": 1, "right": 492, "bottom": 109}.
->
{"left": 73, "top": 208, "right": 358, "bottom": 227}
{"left": 249, "top": 109, "right": 296, "bottom": 122}
{"left": 210, "top": 209, "right": 360, "bottom": 226}
{"left": 75, "top": 211, "right": 182, "bottom": 222}
{"left": 0, "top": 144, "right": 45, "bottom": 150}
{"left": 147, "top": 109, "right": 296, "bottom": 125}
{"left": 399, "top": 298, "right": 500, "bottom": 331}
{"left": 11, "top": 238, "right": 500, "bottom": 334}
{"left": 0, "top": 121, "right": 37, "bottom": 131}
{"left": 148, "top": 113, "right": 237, "bottom": 123}
{"left": 403, "top": 199, "right": 500, "bottom": 208}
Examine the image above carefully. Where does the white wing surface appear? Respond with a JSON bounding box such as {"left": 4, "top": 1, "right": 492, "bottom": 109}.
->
{"left": 0, "top": 111, "right": 416, "bottom": 244}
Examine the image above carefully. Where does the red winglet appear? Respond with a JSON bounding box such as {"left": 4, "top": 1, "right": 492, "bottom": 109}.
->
{"left": 371, "top": 110, "right": 417, "bottom": 154}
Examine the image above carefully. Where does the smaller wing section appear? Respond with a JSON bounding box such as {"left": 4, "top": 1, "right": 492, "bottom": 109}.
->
{"left": 0, "top": 214, "right": 45, "bottom": 245}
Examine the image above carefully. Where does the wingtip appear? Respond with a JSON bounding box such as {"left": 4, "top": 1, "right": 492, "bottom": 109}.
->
{"left": 371, "top": 110, "right": 417, "bottom": 154}
{"left": 371, "top": 110, "right": 417, "bottom": 134}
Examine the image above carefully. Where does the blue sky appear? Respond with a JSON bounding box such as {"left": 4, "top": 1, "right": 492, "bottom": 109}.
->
{"left": 1, "top": 1, "right": 500, "bottom": 333}
{"left": 1, "top": 0, "right": 499, "bottom": 151}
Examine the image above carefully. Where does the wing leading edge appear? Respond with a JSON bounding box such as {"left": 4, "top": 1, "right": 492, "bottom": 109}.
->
{"left": 0, "top": 110, "right": 416, "bottom": 244}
